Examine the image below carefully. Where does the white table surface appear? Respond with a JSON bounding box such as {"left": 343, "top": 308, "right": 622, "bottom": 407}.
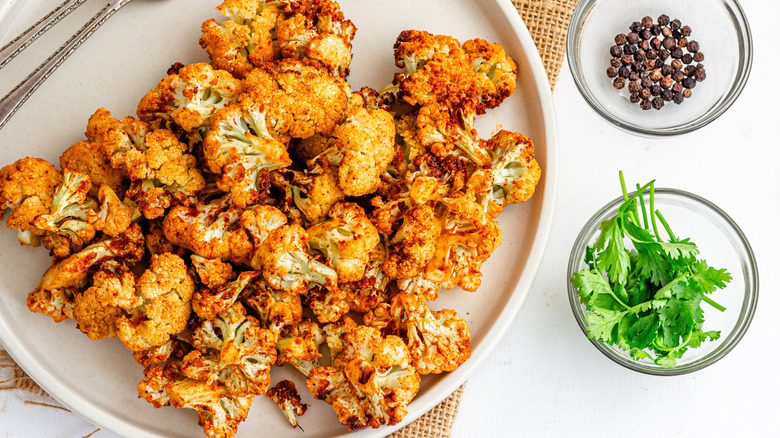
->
{"left": 1, "top": 0, "right": 778, "bottom": 437}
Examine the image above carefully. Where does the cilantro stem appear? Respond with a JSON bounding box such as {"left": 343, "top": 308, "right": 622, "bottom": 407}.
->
{"left": 636, "top": 183, "right": 649, "bottom": 230}
{"left": 655, "top": 210, "right": 677, "bottom": 242}
{"left": 619, "top": 171, "right": 640, "bottom": 226}
{"left": 702, "top": 295, "right": 727, "bottom": 312}
{"left": 649, "top": 183, "right": 662, "bottom": 241}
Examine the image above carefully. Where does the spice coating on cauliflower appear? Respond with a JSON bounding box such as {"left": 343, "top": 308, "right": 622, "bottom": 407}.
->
{"left": 116, "top": 253, "right": 195, "bottom": 351}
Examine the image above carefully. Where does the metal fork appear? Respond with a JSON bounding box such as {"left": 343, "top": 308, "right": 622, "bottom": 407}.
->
{"left": 0, "top": 0, "right": 90, "bottom": 70}
{"left": 0, "top": 0, "right": 136, "bottom": 131}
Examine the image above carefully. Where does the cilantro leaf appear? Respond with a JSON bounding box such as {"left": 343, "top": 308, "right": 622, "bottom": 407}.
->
{"left": 584, "top": 308, "right": 626, "bottom": 342}
{"left": 691, "top": 260, "right": 732, "bottom": 293}
{"left": 658, "top": 239, "right": 699, "bottom": 260}
{"left": 594, "top": 215, "right": 630, "bottom": 285}
{"left": 625, "top": 313, "right": 660, "bottom": 349}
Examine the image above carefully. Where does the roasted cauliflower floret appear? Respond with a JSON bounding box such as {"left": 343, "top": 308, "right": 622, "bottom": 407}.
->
{"left": 308, "top": 201, "right": 380, "bottom": 282}
{"left": 88, "top": 185, "right": 137, "bottom": 237}
{"left": 471, "top": 130, "right": 541, "bottom": 217}
{"left": 267, "top": 380, "right": 307, "bottom": 429}
{"left": 192, "top": 270, "right": 260, "bottom": 320}
{"left": 240, "top": 59, "right": 351, "bottom": 139}
{"left": 60, "top": 140, "right": 127, "bottom": 197}
{"left": 203, "top": 100, "right": 292, "bottom": 208}
{"left": 272, "top": 163, "right": 344, "bottom": 226}
{"left": 191, "top": 254, "right": 235, "bottom": 289}
{"left": 364, "top": 293, "right": 471, "bottom": 374}
{"left": 340, "top": 241, "right": 394, "bottom": 313}
{"left": 26, "top": 223, "right": 145, "bottom": 322}
{"left": 275, "top": 318, "right": 324, "bottom": 376}
{"left": 306, "top": 324, "right": 420, "bottom": 431}
{"left": 424, "top": 195, "right": 502, "bottom": 291}
{"left": 84, "top": 107, "right": 151, "bottom": 170}
{"left": 72, "top": 263, "right": 139, "bottom": 340}
{"left": 163, "top": 193, "right": 253, "bottom": 264}
{"left": 182, "top": 302, "right": 277, "bottom": 397}
{"left": 200, "top": 0, "right": 356, "bottom": 78}
{"left": 137, "top": 62, "right": 241, "bottom": 139}
{"left": 382, "top": 204, "right": 442, "bottom": 280}
{"left": 116, "top": 253, "right": 195, "bottom": 351}
{"left": 242, "top": 278, "right": 303, "bottom": 334}
{"left": 166, "top": 378, "right": 254, "bottom": 438}
{"left": 388, "top": 30, "right": 517, "bottom": 115}
{"left": 0, "top": 157, "right": 61, "bottom": 241}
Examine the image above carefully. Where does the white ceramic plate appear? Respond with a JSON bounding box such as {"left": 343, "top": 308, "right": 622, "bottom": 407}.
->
{"left": 0, "top": 0, "right": 557, "bottom": 437}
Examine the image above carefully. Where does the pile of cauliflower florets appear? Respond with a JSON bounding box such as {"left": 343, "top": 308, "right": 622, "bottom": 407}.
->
{"left": 0, "top": 1, "right": 540, "bottom": 437}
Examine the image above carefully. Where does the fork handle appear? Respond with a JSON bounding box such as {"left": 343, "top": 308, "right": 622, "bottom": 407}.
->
{"left": 0, "top": 0, "right": 127, "bottom": 131}
{"left": 0, "top": 0, "right": 90, "bottom": 70}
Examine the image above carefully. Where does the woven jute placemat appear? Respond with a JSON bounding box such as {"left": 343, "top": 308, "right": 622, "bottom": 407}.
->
{"left": 0, "top": 1, "right": 575, "bottom": 437}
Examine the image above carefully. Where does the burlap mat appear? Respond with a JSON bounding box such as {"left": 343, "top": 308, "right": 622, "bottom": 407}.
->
{"left": 0, "top": 1, "right": 575, "bottom": 436}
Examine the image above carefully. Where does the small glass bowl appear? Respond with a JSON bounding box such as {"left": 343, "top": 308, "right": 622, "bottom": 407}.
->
{"left": 566, "top": 0, "right": 752, "bottom": 136}
{"left": 567, "top": 188, "right": 758, "bottom": 375}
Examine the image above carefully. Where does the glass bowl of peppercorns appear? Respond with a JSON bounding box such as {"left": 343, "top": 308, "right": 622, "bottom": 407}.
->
{"left": 566, "top": 0, "right": 752, "bottom": 136}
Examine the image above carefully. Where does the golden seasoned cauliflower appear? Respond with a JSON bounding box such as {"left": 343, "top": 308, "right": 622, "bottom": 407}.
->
{"left": 242, "top": 278, "right": 303, "bottom": 334}
{"left": 382, "top": 204, "right": 442, "bottom": 280}
{"left": 182, "top": 302, "right": 277, "bottom": 397}
{"left": 240, "top": 58, "right": 351, "bottom": 139}
{"left": 163, "top": 193, "right": 253, "bottom": 265}
{"left": 137, "top": 62, "right": 242, "bottom": 137}
{"left": 116, "top": 253, "right": 195, "bottom": 351}
{"left": 72, "top": 263, "right": 140, "bottom": 340}
{"left": 200, "top": 0, "right": 356, "bottom": 78}
{"left": 307, "top": 201, "right": 380, "bottom": 282}
{"left": 274, "top": 318, "right": 323, "bottom": 376}
{"left": 192, "top": 270, "right": 260, "bottom": 320}
{"left": 364, "top": 293, "right": 471, "bottom": 374}
{"left": 0, "top": 157, "right": 61, "bottom": 245}
{"left": 306, "top": 323, "right": 420, "bottom": 431}
{"left": 272, "top": 163, "right": 344, "bottom": 226}
{"left": 60, "top": 140, "right": 127, "bottom": 198}
{"left": 191, "top": 254, "right": 235, "bottom": 289}
{"left": 166, "top": 377, "right": 255, "bottom": 438}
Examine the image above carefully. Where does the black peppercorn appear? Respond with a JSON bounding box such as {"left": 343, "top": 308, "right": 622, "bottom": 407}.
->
{"left": 660, "top": 76, "right": 674, "bottom": 89}
{"left": 683, "top": 88, "right": 692, "bottom": 98}
{"left": 618, "top": 65, "right": 631, "bottom": 78}
{"left": 613, "top": 77, "right": 626, "bottom": 89}
{"left": 642, "top": 59, "right": 655, "bottom": 70}
{"left": 621, "top": 54, "right": 633, "bottom": 65}
{"left": 662, "top": 36, "right": 676, "bottom": 50}
{"left": 652, "top": 25, "right": 662, "bottom": 36}
{"left": 662, "top": 26, "right": 672, "bottom": 37}
{"left": 640, "top": 99, "right": 652, "bottom": 110}
{"left": 694, "top": 67, "right": 706, "bottom": 81}
{"left": 652, "top": 97, "right": 665, "bottom": 109}
{"left": 632, "top": 61, "right": 643, "bottom": 72}
{"left": 661, "top": 64, "right": 673, "bottom": 76}
{"left": 630, "top": 21, "right": 643, "bottom": 33}
{"left": 670, "top": 19, "right": 681, "bottom": 30}
{"left": 672, "top": 82, "right": 684, "bottom": 93}
{"left": 671, "top": 59, "right": 683, "bottom": 70}
{"left": 672, "top": 70, "right": 685, "bottom": 82}
{"left": 650, "top": 37, "right": 661, "bottom": 50}
{"left": 639, "top": 39, "right": 650, "bottom": 51}
{"left": 654, "top": 57, "right": 664, "bottom": 69}
{"left": 629, "top": 71, "right": 640, "bottom": 81}
{"left": 611, "top": 57, "right": 622, "bottom": 68}
{"left": 687, "top": 40, "right": 700, "bottom": 52}
{"left": 658, "top": 14, "right": 670, "bottom": 26}
{"left": 658, "top": 49, "right": 669, "bottom": 60}
{"left": 673, "top": 93, "right": 685, "bottom": 104}
{"left": 625, "top": 44, "right": 638, "bottom": 54}
{"left": 630, "top": 93, "right": 641, "bottom": 103}
{"left": 629, "top": 80, "right": 642, "bottom": 93}
{"left": 684, "top": 65, "right": 696, "bottom": 76}
{"left": 650, "top": 69, "right": 663, "bottom": 81}
{"left": 662, "top": 90, "right": 674, "bottom": 101}
{"left": 639, "top": 29, "right": 652, "bottom": 40}
{"left": 678, "top": 37, "right": 688, "bottom": 48}
{"left": 641, "top": 16, "right": 654, "bottom": 28}
{"left": 646, "top": 48, "right": 657, "bottom": 59}
{"left": 671, "top": 47, "right": 683, "bottom": 59}
{"left": 651, "top": 84, "right": 662, "bottom": 96}
{"left": 626, "top": 32, "right": 640, "bottom": 44}
{"left": 683, "top": 53, "right": 694, "bottom": 64}
{"left": 606, "top": 66, "right": 618, "bottom": 78}
{"left": 672, "top": 29, "right": 681, "bottom": 40}
{"left": 610, "top": 45, "right": 623, "bottom": 57}
{"left": 682, "top": 77, "right": 696, "bottom": 89}
{"left": 615, "top": 33, "right": 628, "bottom": 45}
{"left": 641, "top": 77, "right": 653, "bottom": 89}
{"left": 681, "top": 25, "right": 692, "bottom": 37}
{"left": 640, "top": 88, "right": 651, "bottom": 100}
{"left": 693, "top": 52, "right": 704, "bottom": 62}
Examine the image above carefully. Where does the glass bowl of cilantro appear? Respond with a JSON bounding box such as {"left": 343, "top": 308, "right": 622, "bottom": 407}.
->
{"left": 567, "top": 174, "right": 758, "bottom": 375}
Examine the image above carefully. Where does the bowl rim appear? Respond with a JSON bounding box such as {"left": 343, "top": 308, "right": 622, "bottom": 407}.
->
{"left": 565, "top": 0, "right": 754, "bottom": 137}
{"left": 567, "top": 187, "right": 759, "bottom": 375}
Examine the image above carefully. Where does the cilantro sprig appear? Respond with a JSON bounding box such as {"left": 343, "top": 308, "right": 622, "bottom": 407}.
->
{"left": 571, "top": 172, "right": 731, "bottom": 367}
